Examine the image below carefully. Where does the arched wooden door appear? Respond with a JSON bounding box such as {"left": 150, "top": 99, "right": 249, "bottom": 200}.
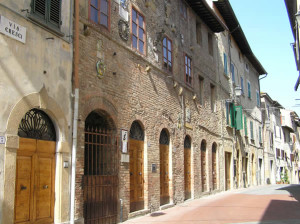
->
{"left": 129, "top": 121, "right": 144, "bottom": 212}
{"left": 212, "top": 143, "right": 217, "bottom": 190}
{"left": 83, "top": 111, "right": 119, "bottom": 224}
{"left": 15, "top": 109, "right": 56, "bottom": 224}
{"left": 160, "top": 129, "right": 169, "bottom": 206}
{"left": 201, "top": 140, "right": 207, "bottom": 192}
{"left": 184, "top": 136, "right": 191, "bottom": 200}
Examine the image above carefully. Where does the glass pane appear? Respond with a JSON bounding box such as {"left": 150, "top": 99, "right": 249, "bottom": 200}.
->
{"left": 163, "top": 47, "right": 167, "bottom": 58}
{"left": 163, "top": 37, "right": 167, "bottom": 47}
{"left": 132, "top": 36, "right": 137, "bottom": 49}
{"left": 185, "top": 56, "right": 187, "bottom": 64}
{"left": 100, "top": 13, "right": 108, "bottom": 27}
{"left": 185, "top": 66, "right": 188, "bottom": 74}
{"left": 168, "top": 40, "right": 171, "bottom": 50}
{"left": 132, "top": 9, "right": 137, "bottom": 22}
{"left": 189, "top": 68, "right": 191, "bottom": 76}
{"left": 139, "top": 40, "right": 144, "bottom": 54}
{"left": 91, "top": 7, "right": 98, "bottom": 23}
{"left": 91, "top": 0, "right": 98, "bottom": 7}
{"left": 168, "top": 51, "right": 172, "bottom": 61}
{"left": 188, "top": 58, "right": 191, "bottom": 67}
{"left": 168, "top": 63, "right": 172, "bottom": 72}
{"left": 139, "top": 27, "right": 144, "bottom": 39}
{"left": 132, "top": 22, "right": 137, "bottom": 35}
{"left": 100, "top": 0, "right": 108, "bottom": 13}
{"left": 139, "top": 15, "right": 144, "bottom": 28}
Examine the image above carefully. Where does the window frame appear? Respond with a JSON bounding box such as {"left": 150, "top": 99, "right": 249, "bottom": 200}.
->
{"left": 184, "top": 54, "right": 192, "bottom": 87}
{"left": 180, "top": 0, "right": 188, "bottom": 19}
{"left": 88, "top": 0, "right": 111, "bottom": 30}
{"left": 162, "top": 36, "right": 173, "bottom": 73}
{"left": 247, "top": 81, "right": 251, "bottom": 99}
{"left": 30, "top": 0, "right": 62, "bottom": 35}
{"left": 196, "top": 22, "right": 202, "bottom": 45}
{"left": 231, "top": 63, "right": 235, "bottom": 84}
{"left": 256, "top": 90, "right": 260, "bottom": 107}
{"left": 240, "top": 76, "right": 244, "bottom": 95}
{"left": 131, "top": 7, "right": 146, "bottom": 55}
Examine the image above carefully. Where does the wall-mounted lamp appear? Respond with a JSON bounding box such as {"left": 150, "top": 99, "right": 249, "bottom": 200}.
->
{"left": 234, "top": 86, "right": 242, "bottom": 97}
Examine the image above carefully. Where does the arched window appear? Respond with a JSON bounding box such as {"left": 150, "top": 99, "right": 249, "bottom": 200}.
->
{"left": 18, "top": 109, "right": 56, "bottom": 141}
{"left": 159, "top": 129, "right": 169, "bottom": 145}
{"left": 130, "top": 121, "right": 144, "bottom": 141}
{"left": 184, "top": 135, "right": 191, "bottom": 149}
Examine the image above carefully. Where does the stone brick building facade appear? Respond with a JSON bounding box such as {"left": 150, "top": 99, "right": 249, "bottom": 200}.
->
{"left": 74, "top": 0, "right": 267, "bottom": 223}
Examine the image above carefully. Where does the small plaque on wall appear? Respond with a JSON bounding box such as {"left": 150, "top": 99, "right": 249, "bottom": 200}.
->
{"left": 152, "top": 164, "right": 157, "bottom": 173}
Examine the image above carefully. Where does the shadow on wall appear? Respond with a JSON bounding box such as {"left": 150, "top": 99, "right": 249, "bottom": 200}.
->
{"left": 259, "top": 185, "right": 300, "bottom": 223}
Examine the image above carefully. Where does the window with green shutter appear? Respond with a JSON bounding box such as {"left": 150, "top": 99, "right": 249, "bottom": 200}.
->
{"left": 30, "top": 0, "right": 62, "bottom": 33}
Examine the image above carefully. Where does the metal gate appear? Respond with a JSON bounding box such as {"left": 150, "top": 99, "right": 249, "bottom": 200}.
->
{"left": 83, "top": 127, "right": 119, "bottom": 224}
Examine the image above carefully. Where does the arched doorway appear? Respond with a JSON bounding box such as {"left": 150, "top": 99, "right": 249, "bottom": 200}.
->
{"left": 201, "top": 140, "right": 207, "bottom": 192}
{"left": 15, "top": 109, "right": 56, "bottom": 223}
{"left": 212, "top": 142, "right": 217, "bottom": 190}
{"left": 129, "top": 121, "right": 144, "bottom": 212}
{"left": 184, "top": 136, "right": 191, "bottom": 200}
{"left": 83, "top": 111, "right": 118, "bottom": 224}
{"left": 159, "top": 129, "right": 170, "bottom": 206}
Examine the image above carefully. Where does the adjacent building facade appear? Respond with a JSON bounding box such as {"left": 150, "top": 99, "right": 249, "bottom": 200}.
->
{"left": 0, "top": 0, "right": 73, "bottom": 223}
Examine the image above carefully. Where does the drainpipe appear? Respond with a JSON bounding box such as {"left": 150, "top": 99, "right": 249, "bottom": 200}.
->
{"left": 70, "top": 0, "right": 80, "bottom": 223}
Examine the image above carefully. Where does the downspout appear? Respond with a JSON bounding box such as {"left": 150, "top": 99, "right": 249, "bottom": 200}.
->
{"left": 70, "top": 0, "right": 79, "bottom": 223}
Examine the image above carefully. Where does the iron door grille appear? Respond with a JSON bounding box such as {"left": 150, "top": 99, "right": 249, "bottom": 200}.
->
{"left": 83, "top": 128, "right": 119, "bottom": 224}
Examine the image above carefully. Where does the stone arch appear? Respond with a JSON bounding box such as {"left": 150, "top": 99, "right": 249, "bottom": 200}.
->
{"left": 3, "top": 90, "right": 69, "bottom": 224}
{"left": 6, "top": 91, "right": 68, "bottom": 144}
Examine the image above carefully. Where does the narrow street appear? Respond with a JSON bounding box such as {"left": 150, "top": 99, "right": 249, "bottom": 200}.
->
{"left": 124, "top": 185, "right": 300, "bottom": 224}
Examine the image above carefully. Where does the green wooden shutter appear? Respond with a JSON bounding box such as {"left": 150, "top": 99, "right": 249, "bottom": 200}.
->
{"left": 229, "top": 103, "right": 235, "bottom": 128}
{"left": 244, "top": 116, "right": 248, "bottom": 136}
{"left": 32, "top": 0, "right": 47, "bottom": 19}
{"left": 235, "top": 106, "right": 243, "bottom": 130}
{"left": 49, "top": 0, "right": 61, "bottom": 28}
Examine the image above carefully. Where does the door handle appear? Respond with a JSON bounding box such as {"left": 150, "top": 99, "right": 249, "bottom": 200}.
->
{"left": 20, "top": 185, "right": 27, "bottom": 191}
{"left": 130, "top": 172, "right": 133, "bottom": 176}
{"left": 43, "top": 185, "right": 48, "bottom": 189}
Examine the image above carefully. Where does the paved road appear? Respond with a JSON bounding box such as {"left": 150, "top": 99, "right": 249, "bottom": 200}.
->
{"left": 123, "top": 184, "right": 300, "bottom": 224}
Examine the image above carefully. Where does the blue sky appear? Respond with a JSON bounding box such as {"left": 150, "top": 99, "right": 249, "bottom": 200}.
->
{"left": 229, "top": 0, "right": 300, "bottom": 115}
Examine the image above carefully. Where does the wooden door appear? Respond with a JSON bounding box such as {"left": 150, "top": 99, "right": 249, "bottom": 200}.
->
{"left": 212, "top": 149, "right": 217, "bottom": 190}
{"left": 225, "top": 152, "right": 231, "bottom": 191}
{"left": 184, "top": 147, "right": 191, "bottom": 200}
{"left": 15, "top": 138, "right": 55, "bottom": 224}
{"left": 201, "top": 149, "right": 207, "bottom": 192}
{"left": 130, "top": 139, "right": 144, "bottom": 212}
{"left": 160, "top": 144, "right": 169, "bottom": 205}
